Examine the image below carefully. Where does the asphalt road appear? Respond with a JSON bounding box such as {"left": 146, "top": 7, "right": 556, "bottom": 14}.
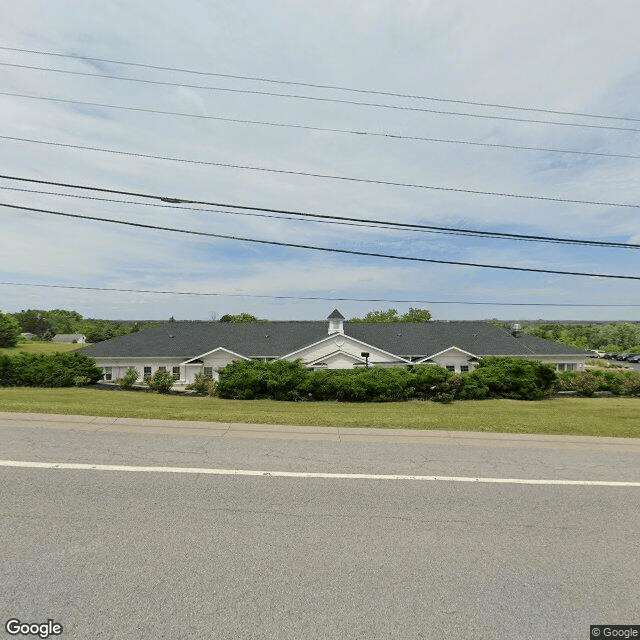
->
{"left": 1, "top": 412, "right": 639, "bottom": 640}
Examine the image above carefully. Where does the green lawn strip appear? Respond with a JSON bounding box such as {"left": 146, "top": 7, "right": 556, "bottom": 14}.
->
{"left": 0, "top": 388, "right": 638, "bottom": 438}
{"left": 0, "top": 343, "right": 86, "bottom": 356}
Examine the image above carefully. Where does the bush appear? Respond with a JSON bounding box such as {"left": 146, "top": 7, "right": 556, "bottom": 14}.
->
{"left": 463, "top": 357, "right": 557, "bottom": 400}
{"left": 145, "top": 369, "right": 175, "bottom": 394}
{"left": 621, "top": 374, "right": 640, "bottom": 396}
{"left": 561, "top": 371, "right": 600, "bottom": 397}
{"left": 432, "top": 373, "right": 467, "bottom": 403}
{"left": 455, "top": 375, "right": 490, "bottom": 400}
{"left": 409, "top": 364, "right": 453, "bottom": 400}
{"left": 556, "top": 369, "right": 640, "bottom": 396}
{"left": 187, "top": 373, "right": 217, "bottom": 396}
{"left": 216, "top": 359, "right": 309, "bottom": 400}
{"left": 302, "top": 367, "right": 414, "bottom": 402}
{"left": 0, "top": 351, "right": 103, "bottom": 387}
{"left": 214, "top": 357, "right": 561, "bottom": 403}
{"left": 116, "top": 368, "right": 139, "bottom": 389}
{"left": 602, "top": 370, "right": 636, "bottom": 395}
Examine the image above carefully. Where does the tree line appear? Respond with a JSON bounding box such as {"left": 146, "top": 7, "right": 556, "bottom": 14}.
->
{"left": 0, "top": 309, "right": 160, "bottom": 346}
{"left": 520, "top": 322, "right": 640, "bottom": 353}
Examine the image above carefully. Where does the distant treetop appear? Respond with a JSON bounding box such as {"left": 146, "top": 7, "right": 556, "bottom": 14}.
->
{"left": 349, "top": 308, "right": 432, "bottom": 323}
{"left": 219, "top": 313, "right": 266, "bottom": 323}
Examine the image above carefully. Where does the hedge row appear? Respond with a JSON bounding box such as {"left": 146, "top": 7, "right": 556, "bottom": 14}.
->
{"left": 0, "top": 352, "right": 104, "bottom": 387}
{"left": 215, "top": 357, "right": 559, "bottom": 402}
{"left": 554, "top": 369, "right": 640, "bottom": 396}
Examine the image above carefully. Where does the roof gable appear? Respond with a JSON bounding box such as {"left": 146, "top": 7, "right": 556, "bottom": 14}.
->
{"left": 281, "top": 332, "right": 410, "bottom": 364}
{"left": 182, "top": 347, "right": 249, "bottom": 364}
{"left": 416, "top": 346, "right": 479, "bottom": 362}
{"left": 306, "top": 350, "right": 367, "bottom": 367}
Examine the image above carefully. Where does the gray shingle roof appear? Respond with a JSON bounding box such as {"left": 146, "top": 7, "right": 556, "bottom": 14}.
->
{"left": 83, "top": 320, "right": 589, "bottom": 359}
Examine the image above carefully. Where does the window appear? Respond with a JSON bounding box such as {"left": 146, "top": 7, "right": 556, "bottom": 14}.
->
{"left": 172, "top": 366, "right": 180, "bottom": 379}
{"left": 158, "top": 366, "right": 167, "bottom": 372}
{"left": 446, "top": 365, "right": 455, "bottom": 372}
{"left": 144, "top": 366, "right": 152, "bottom": 380}
{"left": 460, "top": 365, "right": 469, "bottom": 373}
{"left": 104, "top": 367, "right": 112, "bottom": 381}
{"left": 557, "top": 364, "right": 565, "bottom": 372}
{"left": 565, "top": 363, "right": 576, "bottom": 371}
{"left": 203, "top": 367, "right": 213, "bottom": 378}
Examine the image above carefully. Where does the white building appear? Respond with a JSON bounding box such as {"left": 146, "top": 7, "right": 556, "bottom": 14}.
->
{"left": 83, "top": 310, "right": 589, "bottom": 384}
{"left": 52, "top": 334, "right": 87, "bottom": 344}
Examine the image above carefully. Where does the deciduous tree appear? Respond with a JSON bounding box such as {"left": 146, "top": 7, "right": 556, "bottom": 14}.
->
{"left": 0, "top": 312, "right": 21, "bottom": 347}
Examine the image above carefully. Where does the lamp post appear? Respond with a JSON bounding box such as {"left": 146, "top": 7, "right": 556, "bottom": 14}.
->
{"left": 361, "top": 352, "right": 370, "bottom": 368}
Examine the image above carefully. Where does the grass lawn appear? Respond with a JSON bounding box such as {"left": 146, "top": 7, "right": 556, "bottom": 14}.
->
{"left": 0, "top": 387, "right": 638, "bottom": 438}
{"left": 0, "top": 343, "right": 86, "bottom": 356}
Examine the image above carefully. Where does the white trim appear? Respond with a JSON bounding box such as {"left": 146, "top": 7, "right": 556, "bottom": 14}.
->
{"left": 280, "top": 333, "right": 411, "bottom": 364}
{"left": 416, "top": 345, "right": 479, "bottom": 362}
{"left": 181, "top": 346, "right": 250, "bottom": 365}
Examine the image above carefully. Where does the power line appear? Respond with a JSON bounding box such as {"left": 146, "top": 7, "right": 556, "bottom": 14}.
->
{"left": 2, "top": 183, "right": 639, "bottom": 250}
{"left": 3, "top": 94, "right": 640, "bottom": 161}
{"left": 3, "top": 63, "right": 640, "bottom": 133}
{"left": 2, "top": 201, "right": 639, "bottom": 280}
{"left": 2, "top": 281, "right": 639, "bottom": 307}
{"left": 3, "top": 185, "right": 488, "bottom": 240}
{"left": 1, "top": 44, "right": 638, "bottom": 124}
{"left": 2, "top": 137, "right": 640, "bottom": 210}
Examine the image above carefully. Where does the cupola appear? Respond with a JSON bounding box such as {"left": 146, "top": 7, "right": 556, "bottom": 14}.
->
{"left": 327, "top": 309, "right": 345, "bottom": 334}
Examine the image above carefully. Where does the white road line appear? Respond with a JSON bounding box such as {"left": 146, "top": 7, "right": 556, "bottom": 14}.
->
{"left": 0, "top": 460, "right": 639, "bottom": 487}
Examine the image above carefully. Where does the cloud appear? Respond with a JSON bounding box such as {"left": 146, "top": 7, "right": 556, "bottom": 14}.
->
{"left": 1, "top": 1, "right": 640, "bottom": 321}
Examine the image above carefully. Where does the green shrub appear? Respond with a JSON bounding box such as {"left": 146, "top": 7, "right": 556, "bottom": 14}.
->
{"left": 455, "top": 375, "right": 490, "bottom": 400}
{"left": 566, "top": 372, "right": 600, "bottom": 397}
{"left": 187, "top": 373, "right": 217, "bottom": 396}
{"left": 216, "top": 359, "right": 309, "bottom": 400}
{"left": 0, "top": 354, "right": 12, "bottom": 385}
{"left": 465, "top": 357, "right": 557, "bottom": 400}
{"left": 302, "top": 367, "right": 414, "bottom": 402}
{"left": 409, "top": 364, "right": 453, "bottom": 399}
{"left": 555, "top": 370, "right": 640, "bottom": 396}
{"left": 214, "top": 357, "right": 561, "bottom": 403}
{"left": 116, "top": 368, "right": 139, "bottom": 389}
{"left": 601, "top": 370, "right": 635, "bottom": 395}
{"left": 145, "top": 369, "right": 175, "bottom": 394}
{"left": 432, "top": 373, "right": 466, "bottom": 403}
{"left": 621, "top": 374, "right": 640, "bottom": 396}
{"left": 0, "top": 351, "right": 103, "bottom": 387}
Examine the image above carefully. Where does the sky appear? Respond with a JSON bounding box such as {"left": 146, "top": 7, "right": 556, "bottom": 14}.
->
{"left": 1, "top": 0, "right": 639, "bottom": 322}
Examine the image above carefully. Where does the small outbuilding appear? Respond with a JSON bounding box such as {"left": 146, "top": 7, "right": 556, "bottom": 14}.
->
{"left": 52, "top": 334, "right": 87, "bottom": 344}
